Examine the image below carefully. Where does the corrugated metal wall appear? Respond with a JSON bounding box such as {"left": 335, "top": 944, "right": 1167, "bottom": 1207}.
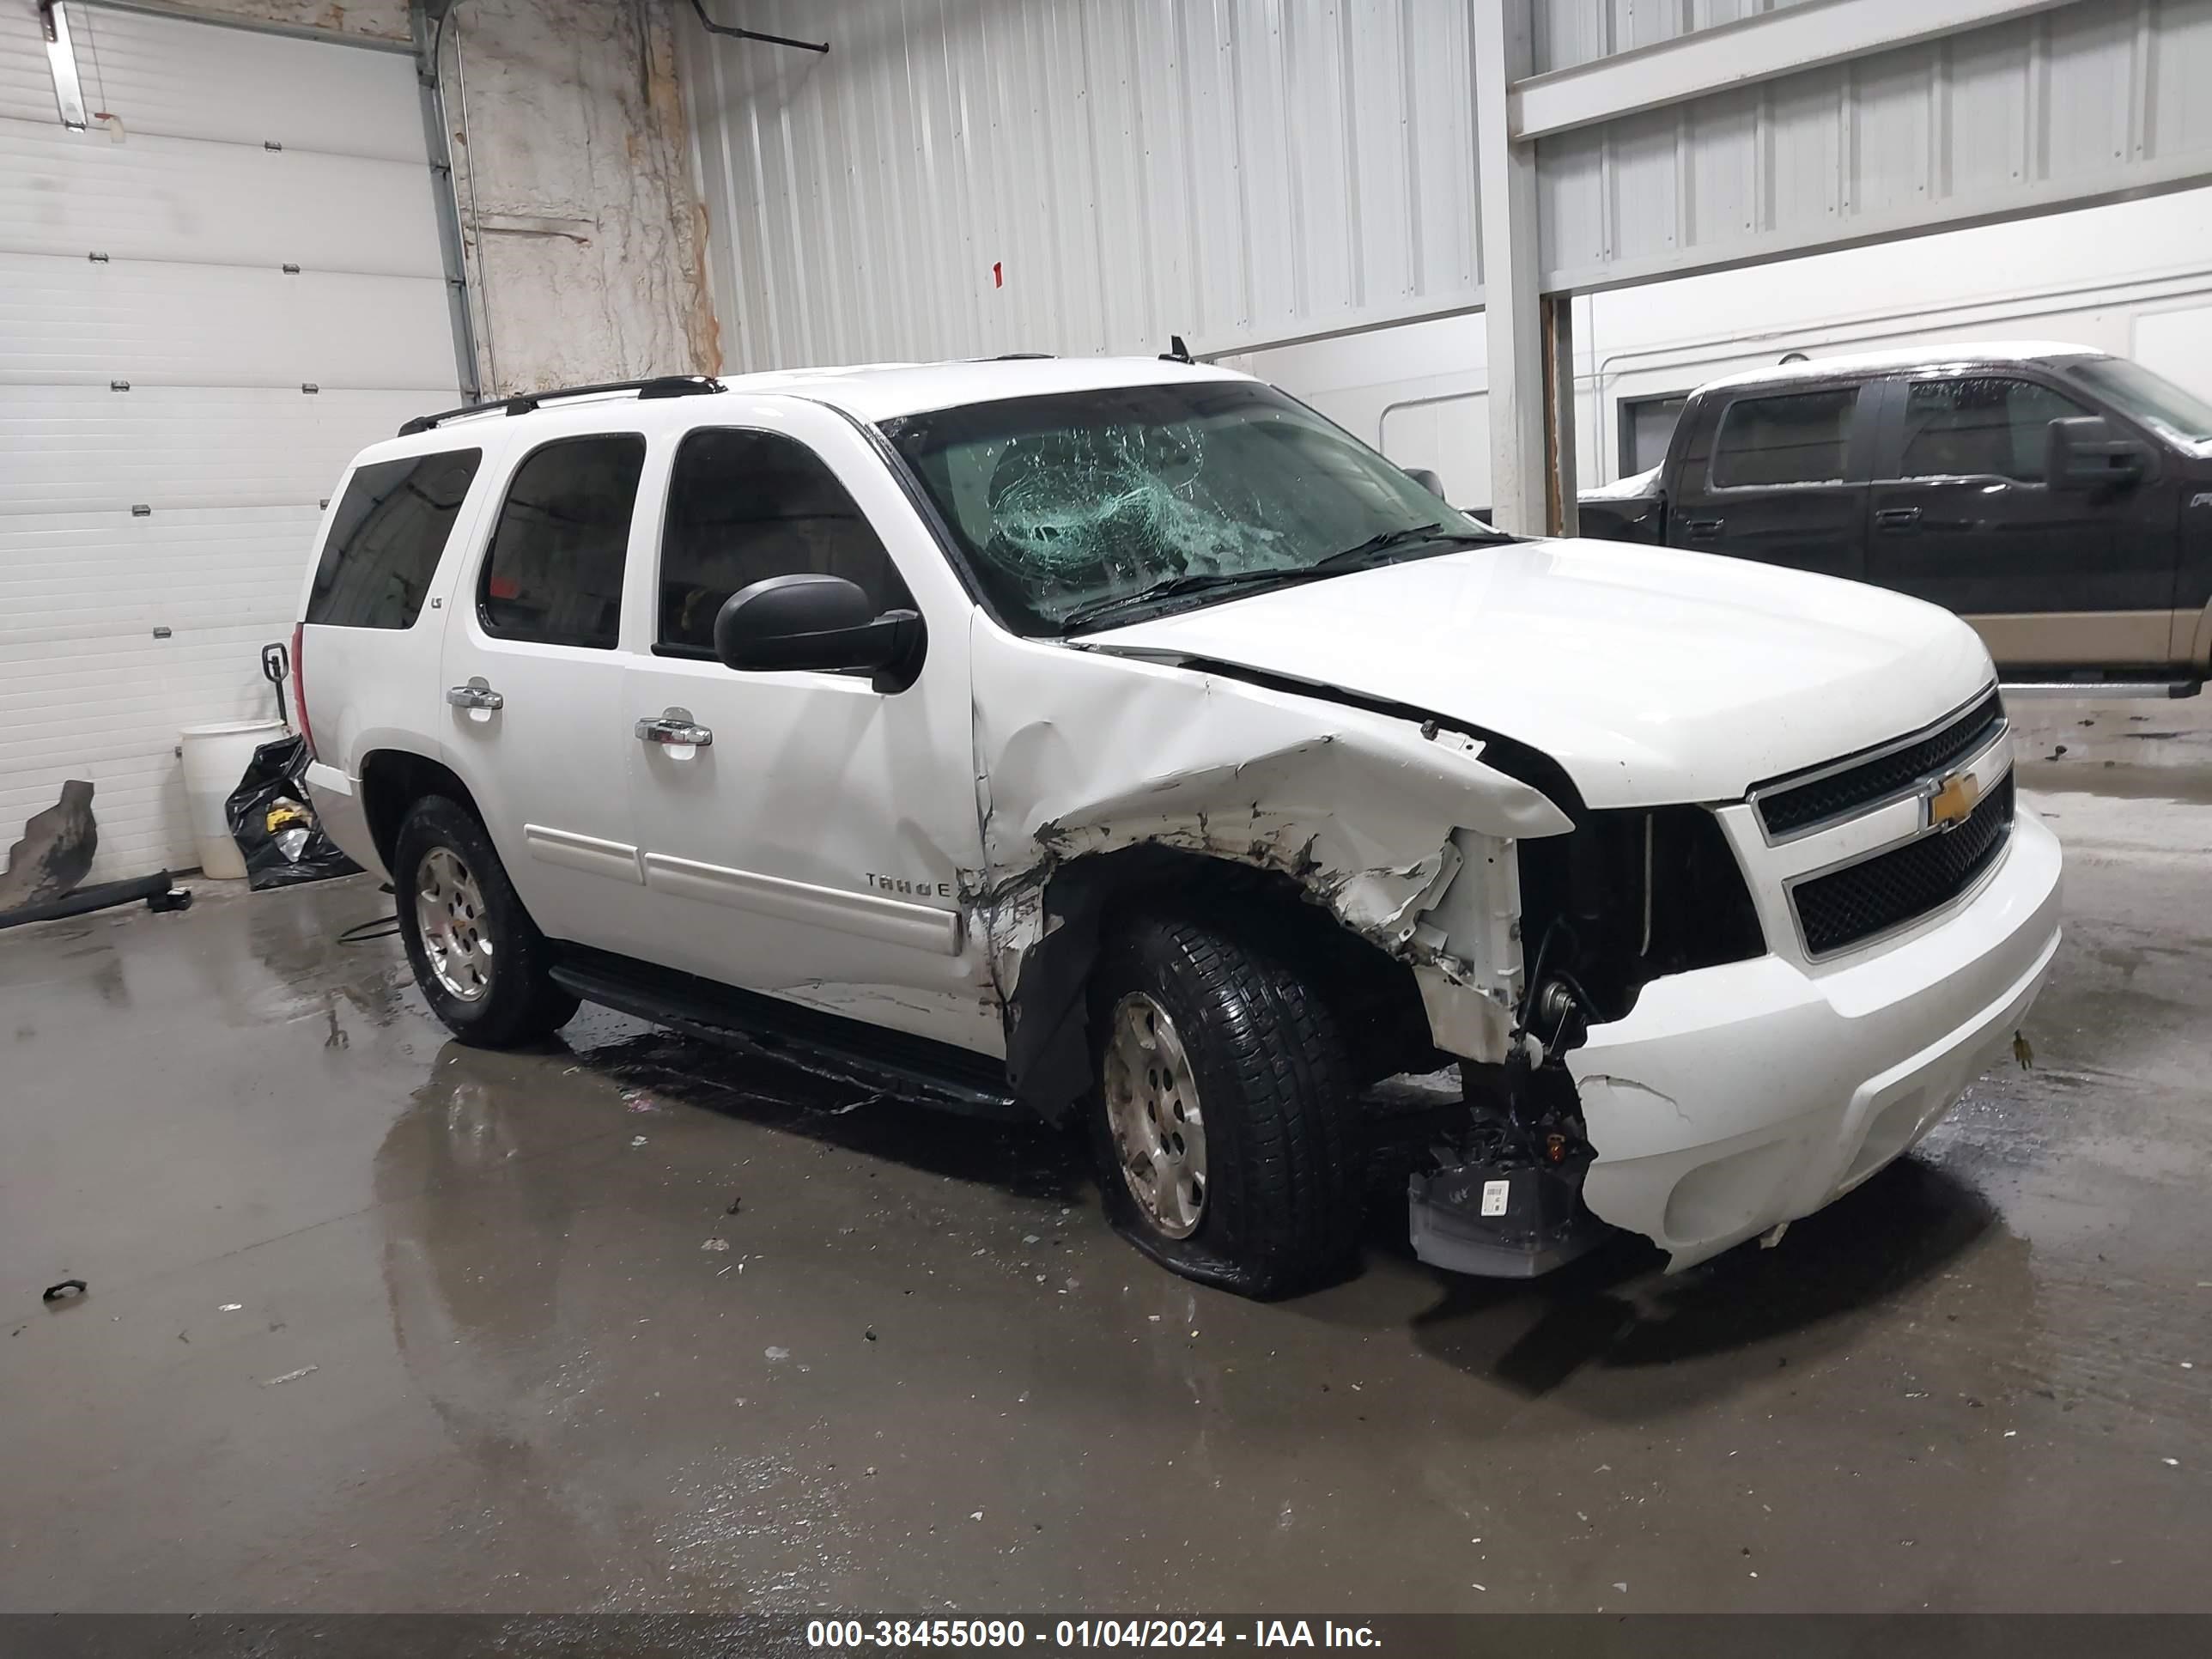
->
{"left": 1535, "top": 0, "right": 2212, "bottom": 292}
{"left": 678, "top": 0, "right": 1488, "bottom": 368}
{"left": 684, "top": 0, "right": 2212, "bottom": 364}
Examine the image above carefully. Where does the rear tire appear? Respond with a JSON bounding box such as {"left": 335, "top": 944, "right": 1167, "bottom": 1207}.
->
{"left": 393, "top": 795, "right": 578, "bottom": 1048}
{"left": 1087, "top": 912, "right": 1362, "bottom": 1297}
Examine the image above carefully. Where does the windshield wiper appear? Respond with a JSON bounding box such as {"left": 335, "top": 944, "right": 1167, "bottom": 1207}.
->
{"left": 1058, "top": 526, "right": 1504, "bottom": 633}
{"left": 1059, "top": 566, "right": 1327, "bottom": 631}
{"left": 1308, "top": 525, "right": 1502, "bottom": 572}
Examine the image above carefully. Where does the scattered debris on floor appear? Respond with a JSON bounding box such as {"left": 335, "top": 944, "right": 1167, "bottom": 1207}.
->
{"left": 220, "top": 1304, "right": 242, "bottom": 1312}
{"left": 41, "top": 1279, "right": 86, "bottom": 1304}
{"left": 630, "top": 1136, "right": 647, "bottom": 1148}
{"left": 702, "top": 1237, "right": 730, "bottom": 1252}
{"left": 764, "top": 1346, "right": 790, "bottom": 1361}
{"left": 261, "top": 1365, "right": 318, "bottom": 1387}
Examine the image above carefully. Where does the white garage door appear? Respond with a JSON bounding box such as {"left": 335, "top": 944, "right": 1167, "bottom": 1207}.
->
{"left": 1, "top": 3, "right": 459, "bottom": 882}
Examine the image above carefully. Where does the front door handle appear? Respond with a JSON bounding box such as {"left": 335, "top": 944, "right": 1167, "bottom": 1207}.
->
{"left": 635, "top": 708, "right": 714, "bottom": 749}
{"left": 445, "top": 678, "right": 504, "bottom": 711}
{"left": 1875, "top": 506, "right": 1923, "bottom": 531}
{"left": 1683, "top": 517, "right": 1724, "bottom": 541}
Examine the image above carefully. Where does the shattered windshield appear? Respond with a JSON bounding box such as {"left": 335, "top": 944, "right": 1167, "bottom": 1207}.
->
{"left": 880, "top": 380, "right": 1504, "bottom": 635}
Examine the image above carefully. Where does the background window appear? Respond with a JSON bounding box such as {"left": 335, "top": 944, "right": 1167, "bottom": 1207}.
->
{"left": 1899, "top": 376, "right": 2087, "bottom": 482}
{"left": 1619, "top": 392, "right": 1689, "bottom": 476}
{"left": 478, "top": 435, "right": 645, "bottom": 649}
{"left": 1711, "top": 387, "right": 1858, "bottom": 488}
{"left": 304, "top": 449, "right": 481, "bottom": 629}
{"left": 658, "top": 428, "right": 909, "bottom": 655}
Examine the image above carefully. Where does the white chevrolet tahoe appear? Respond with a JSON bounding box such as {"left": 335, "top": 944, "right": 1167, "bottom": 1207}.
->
{"left": 295, "top": 358, "right": 2061, "bottom": 1297}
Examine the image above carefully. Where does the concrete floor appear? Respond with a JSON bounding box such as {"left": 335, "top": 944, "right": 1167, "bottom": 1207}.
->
{"left": 4, "top": 697, "right": 2210, "bottom": 1614}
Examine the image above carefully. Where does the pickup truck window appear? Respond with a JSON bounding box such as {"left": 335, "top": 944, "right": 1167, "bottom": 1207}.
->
{"left": 1898, "top": 376, "right": 2085, "bottom": 483}
{"left": 478, "top": 434, "right": 645, "bottom": 650}
{"left": 657, "top": 428, "right": 915, "bottom": 655}
{"left": 305, "top": 448, "right": 482, "bottom": 629}
{"left": 1620, "top": 392, "right": 1690, "bottom": 475}
{"left": 1711, "top": 387, "right": 1856, "bottom": 489}
{"left": 2069, "top": 357, "right": 2212, "bottom": 447}
{"left": 881, "top": 381, "right": 1498, "bottom": 635}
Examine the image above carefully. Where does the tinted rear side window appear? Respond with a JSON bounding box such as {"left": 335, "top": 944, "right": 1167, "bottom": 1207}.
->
{"left": 479, "top": 435, "right": 646, "bottom": 649}
{"left": 305, "top": 449, "right": 482, "bottom": 629}
{"left": 1711, "top": 387, "right": 1858, "bottom": 488}
{"left": 659, "top": 428, "right": 910, "bottom": 655}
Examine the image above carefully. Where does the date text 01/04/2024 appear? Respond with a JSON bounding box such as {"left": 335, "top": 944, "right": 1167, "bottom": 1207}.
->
{"left": 804, "top": 1620, "right": 1382, "bottom": 1649}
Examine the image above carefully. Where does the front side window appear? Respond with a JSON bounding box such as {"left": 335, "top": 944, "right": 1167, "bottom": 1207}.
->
{"left": 1898, "top": 376, "right": 2087, "bottom": 483}
{"left": 478, "top": 434, "right": 645, "bottom": 649}
{"left": 1711, "top": 386, "right": 1858, "bottom": 489}
{"left": 305, "top": 449, "right": 482, "bottom": 629}
{"left": 881, "top": 381, "right": 1504, "bottom": 635}
{"left": 658, "top": 428, "right": 911, "bottom": 656}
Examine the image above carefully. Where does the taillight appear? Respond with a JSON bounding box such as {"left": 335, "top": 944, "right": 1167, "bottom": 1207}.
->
{"left": 290, "top": 622, "right": 316, "bottom": 760}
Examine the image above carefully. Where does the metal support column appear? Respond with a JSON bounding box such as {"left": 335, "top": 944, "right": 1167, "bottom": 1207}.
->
{"left": 1541, "top": 293, "right": 1577, "bottom": 537}
{"left": 1473, "top": 1, "right": 1547, "bottom": 536}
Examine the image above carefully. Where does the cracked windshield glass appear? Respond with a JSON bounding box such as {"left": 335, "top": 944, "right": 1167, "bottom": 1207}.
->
{"left": 883, "top": 380, "right": 1501, "bottom": 635}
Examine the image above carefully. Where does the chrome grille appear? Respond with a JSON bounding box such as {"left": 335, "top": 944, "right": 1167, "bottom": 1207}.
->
{"left": 1755, "top": 689, "right": 2005, "bottom": 839}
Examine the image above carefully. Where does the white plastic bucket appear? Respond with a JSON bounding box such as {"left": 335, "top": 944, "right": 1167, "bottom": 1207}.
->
{"left": 179, "top": 719, "right": 286, "bottom": 879}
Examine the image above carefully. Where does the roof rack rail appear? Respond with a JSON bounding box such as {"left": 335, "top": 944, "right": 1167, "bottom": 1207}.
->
{"left": 397, "top": 374, "right": 724, "bottom": 436}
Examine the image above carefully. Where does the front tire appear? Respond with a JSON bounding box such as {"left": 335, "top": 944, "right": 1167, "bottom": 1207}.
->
{"left": 1087, "top": 912, "right": 1362, "bottom": 1297}
{"left": 393, "top": 795, "right": 578, "bottom": 1048}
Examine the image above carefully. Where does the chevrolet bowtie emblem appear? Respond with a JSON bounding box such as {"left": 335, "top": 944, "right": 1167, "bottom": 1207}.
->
{"left": 1927, "top": 768, "right": 1982, "bottom": 829}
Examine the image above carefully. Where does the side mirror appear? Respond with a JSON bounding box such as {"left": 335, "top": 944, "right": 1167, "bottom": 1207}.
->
{"left": 2045, "top": 415, "right": 2148, "bottom": 489}
{"left": 1406, "top": 466, "right": 1449, "bottom": 501}
{"left": 714, "top": 574, "right": 926, "bottom": 692}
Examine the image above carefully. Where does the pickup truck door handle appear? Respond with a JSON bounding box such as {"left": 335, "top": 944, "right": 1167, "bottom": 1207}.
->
{"left": 635, "top": 708, "right": 714, "bottom": 749}
{"left": 1875, "top": 507, "right": 1923, "bottom": 531}
{"left": 445, "top": 678, "right": 504, "bottom": 711}
{"left": 1682, "top": 518, "right": 1724, "bottom": 541}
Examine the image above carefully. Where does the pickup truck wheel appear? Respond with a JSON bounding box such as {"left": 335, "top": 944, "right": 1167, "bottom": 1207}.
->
{"left": 393, "top": 796, "right": 578, "bottom": 1048}
{"left": 1088, "top": 914, "right": 1361, "bottom": 1297}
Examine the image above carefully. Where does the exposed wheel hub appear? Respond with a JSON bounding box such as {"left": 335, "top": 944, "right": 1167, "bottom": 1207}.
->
{"left": 416, "top": 845, "right": 495, "bottom": 1003}
{"left": 1103, "top": 992, "right": 1208, "bottom": 1238}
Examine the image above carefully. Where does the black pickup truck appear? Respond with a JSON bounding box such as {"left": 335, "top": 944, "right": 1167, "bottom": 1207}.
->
{"left": 1577, "top": 343, "right": 2212, "bottom": 684}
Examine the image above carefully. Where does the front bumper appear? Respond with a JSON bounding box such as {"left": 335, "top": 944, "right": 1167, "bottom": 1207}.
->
{"left": 1567, "top": 805, "right": 2062, "bottom": 1270}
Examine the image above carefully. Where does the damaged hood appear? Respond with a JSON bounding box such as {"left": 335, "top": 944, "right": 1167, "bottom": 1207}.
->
{"left": 1084, "top": 538, "right": 1995, "bottom": 810}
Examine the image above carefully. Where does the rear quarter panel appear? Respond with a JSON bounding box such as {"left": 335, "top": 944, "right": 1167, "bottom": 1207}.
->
{"left": 294, "top": 447, "right": 504, "bottom": 783}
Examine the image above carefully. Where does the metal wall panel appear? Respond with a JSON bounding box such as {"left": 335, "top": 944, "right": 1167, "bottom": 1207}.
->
{"left": 679, "top": 0, "right": 1486, "bottom": 368}
{"left": 1, "top": 3, "right": 456, "bottom": 882}
{"left": 0, "top": 387, "right": 434, "bottom": 514}
{"left": 1536, "top": 0, "right": 2212, "bottom": 293}
{"left": 0, "top": 255, "right": 456, "bottom": 389}
{"left": 0, "top": 121, "right": 445, "bottom": 276}
{"left": 1531, "top": 0, "right": 1819, "bottom": 75}
{"left": 58, "top": 1, "right": 422, "bottom": 156}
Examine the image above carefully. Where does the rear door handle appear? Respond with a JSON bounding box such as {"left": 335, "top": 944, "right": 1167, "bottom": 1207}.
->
{"left": 635, "top": 708, "right": 713, "bottom": 749}
{"left": 1875, "top": 507, "right": 1923, "bottom": 531}
{"left": 1682, "top": 518, "right": 1723, "bottom": 541}
{"left": 445, "top": 678, "right": 503, "bottom": 711}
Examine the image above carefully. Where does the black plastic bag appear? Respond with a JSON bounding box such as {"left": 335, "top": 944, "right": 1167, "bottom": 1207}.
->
{"left": 224, "top": 736, "right": 362, "bottom": 890}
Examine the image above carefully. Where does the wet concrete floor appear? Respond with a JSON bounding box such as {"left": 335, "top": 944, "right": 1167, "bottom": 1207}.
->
{"left": 4, "top": 701, "right": 2210, "bottom": 1613}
